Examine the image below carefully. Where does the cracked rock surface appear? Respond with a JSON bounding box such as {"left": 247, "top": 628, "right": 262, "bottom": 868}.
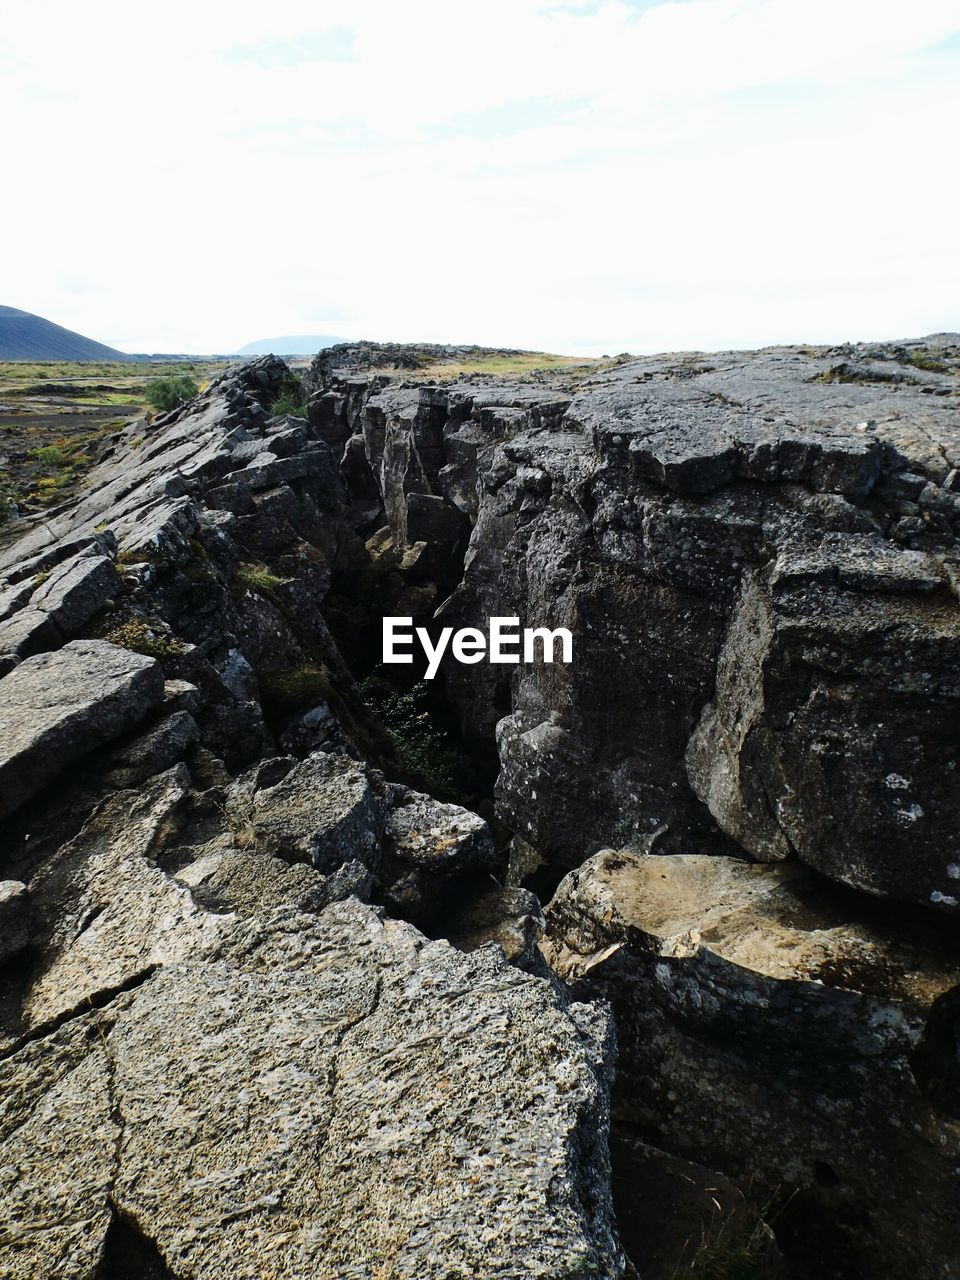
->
{"left": 1, "top": 899, "right": 622, "bottom": 1280}
{"left": 1, "top": 342, "right": 959, "bottom": 1277}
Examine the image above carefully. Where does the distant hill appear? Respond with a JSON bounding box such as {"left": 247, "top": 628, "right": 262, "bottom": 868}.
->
{"left": 0, "top": 306, "right": 132, "bottom": 361}
{"left": 234, "top": 334, "right": 345, "bottom": 356}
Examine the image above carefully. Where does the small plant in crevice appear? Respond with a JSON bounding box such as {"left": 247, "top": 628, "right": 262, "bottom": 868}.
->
{"left": 99, "top": 618, "right": 186, "bottom": 661}
{"left": 233, "top": 561, "right": 292, "bottom": 601}
{"left": 359, "top": 675, "right": 485, "bottom": 807}
{"left": 269, "top": 375, "right": 307, "bottom": 418}
{"left": 679, "top": 1192, "right": 788, "bottom": 1280}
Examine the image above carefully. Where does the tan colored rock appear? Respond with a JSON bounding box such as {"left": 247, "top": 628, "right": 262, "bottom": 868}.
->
{"left": 543, "top": 850, "right": 960, "bottom": 1280}
{"left": 0, "top": 900, "right": 625, "bottom": 1280}
{"left": 25, "top": 768, "right": 232, "bottom": 1028}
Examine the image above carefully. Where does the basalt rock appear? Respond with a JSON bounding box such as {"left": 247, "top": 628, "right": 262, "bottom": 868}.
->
{"left": 542, "top": 849, "right": 960, "bottom": 1279}
{"left": 2, "top": 341, "right": 959, "bottom": 1278}
{"left": 0, "top": 640, "right": 164, "bottom": 820}
{"left": 0, "top": 899, "right": 624, "bottom": 1280}
{"left": 324, "top": 342, "right": 960, "bottom": 913}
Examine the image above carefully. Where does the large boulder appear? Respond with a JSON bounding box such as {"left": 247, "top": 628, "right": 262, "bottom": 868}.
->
{"left": 0, "top": 900, "right": 625, "bottom": 1280}
{"left": 0, "top": 640, "right": 164, "bottom": 821}
{"left": 542, "top": 849, "right": 960, "bottom": 1279}
{"left": 686, "top": 557, "right": 960, "bottom": 907}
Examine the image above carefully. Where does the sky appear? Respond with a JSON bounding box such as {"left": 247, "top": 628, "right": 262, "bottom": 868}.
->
{"left": 2, "top": 0, "right": 959, "bottom": 355}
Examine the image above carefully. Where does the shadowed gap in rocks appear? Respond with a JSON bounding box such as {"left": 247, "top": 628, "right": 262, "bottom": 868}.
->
{"left": 96, "top": 1208, "right": 177, "bottom": 1280}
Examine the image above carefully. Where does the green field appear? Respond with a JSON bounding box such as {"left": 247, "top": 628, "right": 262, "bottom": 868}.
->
{"left": 0, "top": 359, "right": 230, "bottom": 521}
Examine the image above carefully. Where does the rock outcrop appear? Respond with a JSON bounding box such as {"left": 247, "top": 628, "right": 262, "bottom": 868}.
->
{"left": 2, "top": 898, "right": 622, "bottom": 1280}
{"left": 1, "top": 339, "right": 959, "bottom": 1277}
{"left": 323, "top": 340, "right": 960, "bottom": 914}
{"left": 542, "top": 849, "right": 960, "bottom": 1278}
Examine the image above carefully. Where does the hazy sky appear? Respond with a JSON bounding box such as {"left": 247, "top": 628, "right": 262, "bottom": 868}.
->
{"left": 3, "top": 0, "right": 959, "bottom": 354}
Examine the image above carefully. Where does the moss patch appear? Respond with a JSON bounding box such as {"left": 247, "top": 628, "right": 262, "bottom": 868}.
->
{"left": 100, "top": 618, "right": 186, "bottom": 661}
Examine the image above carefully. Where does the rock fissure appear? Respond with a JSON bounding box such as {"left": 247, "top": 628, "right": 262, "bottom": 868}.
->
{"left": 1, "top": 341, "right": 959, "bottom": 1277}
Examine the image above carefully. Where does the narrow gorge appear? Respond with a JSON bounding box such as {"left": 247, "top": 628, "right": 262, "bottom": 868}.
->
{"left": 1, "top": 338, "right": 958, "bottom": 1279}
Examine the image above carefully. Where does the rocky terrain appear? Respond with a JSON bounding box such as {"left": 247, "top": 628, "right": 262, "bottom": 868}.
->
{"left": 0, "top": 336, "right": 958, "bottom": 1278}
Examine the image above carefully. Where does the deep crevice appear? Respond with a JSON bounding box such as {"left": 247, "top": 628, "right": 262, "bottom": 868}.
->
{"left": 96, "top": 1205, "right": 179, "bottom": 1280}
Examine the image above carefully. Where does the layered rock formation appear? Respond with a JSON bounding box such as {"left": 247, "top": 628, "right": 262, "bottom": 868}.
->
{"left": 0, "top": 338, "right": 958, "bottom": 1277}
{"left": 312, "top": 340, "right": 960, "bottom": 913}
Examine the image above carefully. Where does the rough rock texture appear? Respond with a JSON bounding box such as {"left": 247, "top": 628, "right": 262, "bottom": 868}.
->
{"left": 0, "top": 899, "right": 624, "bottom": 1280}
{"left": 0, "top": 639, "right": 164, "bottom": 820}
{"left": 0, "top": 881, "right": 31, "bottom": 963}
{"left": 381, "top": 787, "right": 495, "bottom": 922}
{"left": 236, "top": 752, "right": 386, "bottom": 874}
{"left": 542, "top": 849, "right": 960, "bottom": 1279}
{"left": 2, "top": 341, "right": 959, "bottom": 1277}
{"left": 322, "top": 340, "right": 960, "bottom": 914}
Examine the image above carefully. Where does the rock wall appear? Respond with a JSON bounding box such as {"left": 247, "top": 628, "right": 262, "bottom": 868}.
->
{"left": 1, "top": 339, "right": 959, "bottom": 1278}
{"left": 326, "top": 342, "right": 960, "bottom": 913}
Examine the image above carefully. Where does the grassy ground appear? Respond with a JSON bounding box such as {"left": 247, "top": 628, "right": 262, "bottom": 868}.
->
{"left": 367, "top": 350, "right": 627, "bottom": 382}
{"left": 0, "top": 359, "right": 229, "bottom": 519}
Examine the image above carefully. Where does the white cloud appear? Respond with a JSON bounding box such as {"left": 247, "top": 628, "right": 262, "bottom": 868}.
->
{"left": 1, "top": 0, "right": 957, "bottom": 352}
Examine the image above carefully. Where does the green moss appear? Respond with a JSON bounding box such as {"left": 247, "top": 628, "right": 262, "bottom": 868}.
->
{"left": 233, "top": 561, "right": 291, "bottom": 600}
{"left": 101, "top": 618, "right": 186, "bottom": 660}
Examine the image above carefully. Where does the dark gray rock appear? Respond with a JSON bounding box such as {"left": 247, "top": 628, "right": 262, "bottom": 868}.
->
{"left": 0, "top": 607, "right": 59, "bottom": 660}
{"left": 29, "top": 551, "right": 121, "bottom": 633}
{"left": 448, "top": 886, "right": 548, "bottom": 976}
{"left": 103, "top": 710, "right": 199, "bottom": 788}
{"left": 339, "top": 344, "right": 960, "bottom": 911}
{"left": 0, "top": 640, "right": 164, "bottom": 821}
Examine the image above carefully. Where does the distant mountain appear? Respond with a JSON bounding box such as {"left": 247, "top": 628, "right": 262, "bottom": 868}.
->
{"left": 0, "top": 306, "right": 132, "bottom": 361}
{"left": 234, "top": 334, "right": 345, "bottom": 356}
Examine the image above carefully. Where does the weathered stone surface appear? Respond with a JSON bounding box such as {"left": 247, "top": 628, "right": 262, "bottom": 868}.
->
{"left": 0, "top": 901, "right": 625, "bottom": 1280}
{"left": 333, "top": 342, "right": 960, "bottom": 912}
{"left": 381, "top": 788, "right": 495, "bottom": 922}
{"left": 3, "top": 341, "right": 959, "bottom": 1277}
{"left": 0, "top": 880, "right": 31, "bottom": 963}
{"left": 103, "top": 709, "right": 199, "bottom": 788}
{"left": 0, "top": 640, "right": 164, "bottom": 821}
{"left": 24, "top": 768, "right": 231, "bottom": 1028}
{"left": 29, "top": 551, "right": 121, "bottom": 633}
{"left": 686, "top": 564, "right": 960, "bottom": 908}
{"left": 542, "top": 849, "right": 960, "bottom": 1279}
{"left": 0, "top": 1015, "right": 118, "bottom": 1279}
{"left": 0, "top": 607, "right": 59, "bottom": 660}
{"left": 237, "top": 752, "right": 386, "bottom": 874}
